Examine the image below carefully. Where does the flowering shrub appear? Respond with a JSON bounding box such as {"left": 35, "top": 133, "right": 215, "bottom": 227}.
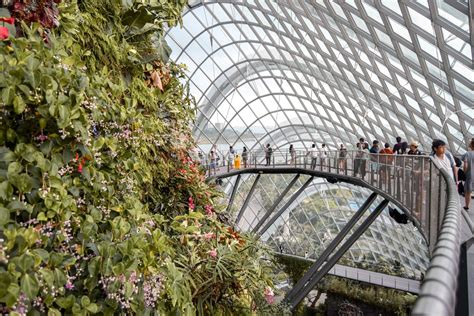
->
{"left": 0, "top": 1, "right": 284, "bottom": 314}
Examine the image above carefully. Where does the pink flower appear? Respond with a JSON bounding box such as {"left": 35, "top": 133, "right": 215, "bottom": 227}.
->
{"left": 203, "top": 232, "right": 215, "bottom": 240}
{"left": 204, "top": 204, "right": 213, "bottom": 216}
{"left": 208, "top": 249, "right": 217, "bottom": 258}
{"left": 264, "top": 286, "right": 275, "bottom": 304}
{"left": 36, "top": 134, "right": 48, "bottom": 143}
{"left": 65, "top": 281, "right": 74, "bottom": 290}
{"left": 188, "top": 196, "right": 195, "bottom": 210}
{"left": 77, "top": 162, "right": 83, "bottom": 173}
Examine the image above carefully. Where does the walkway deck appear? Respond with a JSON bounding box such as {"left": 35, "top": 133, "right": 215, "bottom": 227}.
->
{"left": 460, "top": 196, "right": 474, "bottom": 243}
{"left": 278, "top": 253, "right": 420, "bottom": 293}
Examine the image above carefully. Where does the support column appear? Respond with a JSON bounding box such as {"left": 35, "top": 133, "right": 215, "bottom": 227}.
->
{"left": 286, "top": 198, "right": 389, "bottom": 309}
{"left": 235, "top": 174, "right": 261, "bottom": 226}
{"left": 252, "top": 174, "right": 300, "bottom": 234}
{"left": 226, "top": 174, "right": 241, "bottom": 214}
{"left": 257, "top": 176, "right": 314, "bottom": 237}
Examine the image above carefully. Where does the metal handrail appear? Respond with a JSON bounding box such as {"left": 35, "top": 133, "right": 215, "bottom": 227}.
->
{"left": 412, "top": 158, "right": 461, "bottom": 316}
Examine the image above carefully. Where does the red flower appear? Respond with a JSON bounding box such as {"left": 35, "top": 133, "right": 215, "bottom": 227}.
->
{"left": 74, "top": 152, "right": 79, "bottom": 162}
{"left": 204, "top": 204, "right": 213, "bottom": 216}
{"left": 0, "top": 17, "right": 15, "bottom": 25}
{"left": 0, "top": 27, "right": 9, "bottom": 40}
{"left": 78, "top": 161, "right": 83, "bottom": 173}
{"left": 188, "top": 196, "right": 195, "bottom": 210}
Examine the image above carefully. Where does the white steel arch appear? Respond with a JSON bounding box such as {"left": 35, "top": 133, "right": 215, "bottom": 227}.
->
{"left": 166, "top": 0, "right": 473, "bottom": 154}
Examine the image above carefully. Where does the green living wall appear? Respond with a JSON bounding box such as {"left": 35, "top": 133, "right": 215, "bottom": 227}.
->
{"left": 0, "top": 1, "right": 286, "bottom": 314}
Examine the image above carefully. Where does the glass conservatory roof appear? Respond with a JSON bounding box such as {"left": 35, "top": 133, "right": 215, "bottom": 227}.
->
{"left": 166, "top": 0, "right": 473, "bottom": 154}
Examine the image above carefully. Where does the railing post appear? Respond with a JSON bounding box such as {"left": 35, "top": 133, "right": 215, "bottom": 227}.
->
{"left": 420, "top": 157, "right": 425, "bottom": 224}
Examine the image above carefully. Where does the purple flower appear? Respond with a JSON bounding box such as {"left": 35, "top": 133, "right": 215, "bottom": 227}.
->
{"left": 35, "top": 134, "right": 49, "bottom": 143}
{"left": 209, "top": 249, "right": 217, "bottom": 258}
{"left": 65, "top": 281, "right": 74, "bottom": 290}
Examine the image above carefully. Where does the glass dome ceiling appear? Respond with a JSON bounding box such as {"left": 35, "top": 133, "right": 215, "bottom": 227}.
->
{"left": 166, "top": 0, "right": 473, "bottom": 154}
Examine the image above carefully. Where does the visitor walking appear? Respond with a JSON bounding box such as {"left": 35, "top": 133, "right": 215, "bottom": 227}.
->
{"left": 227, "top": 146, "right": 235, "bottom": 170}
{"left": 289, "top": 144, "right": 296, "bottom": 165}
{"left": 354, "top": 142, "right": 362, "bottom": 177}
{"left": 407, "top": 141, "right": 422, "bottom": 155}
{"left": 308, "top": 143, "right": 318, "bottom": 170}
{"left": 338, "top": 144, "right": 347, "bottom": 172}
{"left": 462, "top": 139, "right": 474, "bottom": 211}
{"left": 361, "top": 143, "right": 369, "bottom": 178}
{"left": 379, "top": 143, "right": 394, "bottom": 186}
{"left": 393, "top": 136, "right": 404, "bottom": 154}
{"left": 265, "top": 144, "right": 272, "bottom": 166}
{"left": 242, "top": 147, "right": 248, "bottom": 168}
{"left": 319, "top": 143, "right": 328, "bottom": 170}
{"left": 359, "top": 137, "right": 369, "bottom": 148}
{"left": 209, "top": 150, "right": 217, "bottom": 175}
{"left": 369, "top": 140, "right": 380, "bottom": 173}
{"left": 394, "top": 141, "right": 408, "bottom": 176}
{"left": 234, "top": 154, "right": 241, "bottom": 169}
{"left": 430, "top": 139, "right": 458, "bottom": 183}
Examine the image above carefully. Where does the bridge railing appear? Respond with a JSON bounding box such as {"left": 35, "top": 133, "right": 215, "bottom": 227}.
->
{"left": 411, "top": 159, "right": 461, "bottom": 315}
{"left": 205, "top": 149, "right": 453, "bottom": 251}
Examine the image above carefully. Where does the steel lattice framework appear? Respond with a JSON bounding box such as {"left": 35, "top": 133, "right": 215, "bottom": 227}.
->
{"left": 166, "top": 0, "right": 472, "bottom": 154}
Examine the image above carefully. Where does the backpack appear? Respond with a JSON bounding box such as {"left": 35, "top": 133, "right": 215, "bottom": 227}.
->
{"left": 445, "top": 151, "right": 455, "bottom": 169}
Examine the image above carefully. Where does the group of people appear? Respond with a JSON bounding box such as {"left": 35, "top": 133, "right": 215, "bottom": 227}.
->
{"left": 352, "top": 136, "right": 422, "bottom": 179}
{"left": 432, "top": 138, "right": 474, "bottom": 212}
{"left": 206, "top": 145, "right": 252, "bottom": 175}
{"left": 202, "top": 137, "right": 474, "bottom": 211}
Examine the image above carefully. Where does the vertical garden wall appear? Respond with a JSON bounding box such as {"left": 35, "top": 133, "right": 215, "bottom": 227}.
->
{"left": 0, "top": 1, "right": 284, "bottom": 314}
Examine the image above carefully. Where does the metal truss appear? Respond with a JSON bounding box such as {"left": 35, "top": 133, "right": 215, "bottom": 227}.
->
{"left": 166, "top": 0, "right": 472, "bottom": 154}
{"left": 285, "top": 195, "right": 389, "bottom": 309}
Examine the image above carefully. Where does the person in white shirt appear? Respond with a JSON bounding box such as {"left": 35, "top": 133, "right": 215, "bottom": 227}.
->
{"left": 227, "top": 145, "right": 235, "bottom": 169}
{"left": 307, "top": 144, "right": 318, "bottom": 169}
{"left": 319, "top": 143, "right": 328, "bottom": 169}
{"left": 430, "top": 139, "right": 458, "bottom": 183}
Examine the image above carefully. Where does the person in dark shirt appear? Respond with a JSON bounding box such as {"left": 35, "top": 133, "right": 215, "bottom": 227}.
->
{"left": 369, "top": 140, "right": 380, "bottom": 154}
{"left": 369, "top": 140, "right": 380, "bottom": 172}
{"left": 393, "top": 136, "right": 403, "bottom": 154}
{"left": 407, "top": 141, "right": 422, "bottom": 155}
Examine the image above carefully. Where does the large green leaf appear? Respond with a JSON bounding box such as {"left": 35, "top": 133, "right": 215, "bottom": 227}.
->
{"left": 122, "top": 6, "right": 155, "bottom": 28}
{"left": 0, "top": 207, "right": 9, "bottom": 227}
{"left": 13, "top": 96, "right": 26, "bottom": 114}
{"left": 0, "top": 181, "right": 13, "bottom": 201}
{"left": 1, "top": 86, "right": 15, "bottom": 106}
{"left": 20, "top": 274, "right": 39, "bottom": 299}
{"left": 9, "top": 173, "right": 33, "bottom": 193}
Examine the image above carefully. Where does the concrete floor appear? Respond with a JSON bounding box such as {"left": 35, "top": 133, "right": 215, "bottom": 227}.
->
{"left": 460, "top": 194, "right": 474, "bottom": 243}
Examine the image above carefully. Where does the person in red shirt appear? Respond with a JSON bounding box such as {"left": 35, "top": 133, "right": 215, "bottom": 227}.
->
{"left": 379, "top": 143, "right": 394, "bottom": 187}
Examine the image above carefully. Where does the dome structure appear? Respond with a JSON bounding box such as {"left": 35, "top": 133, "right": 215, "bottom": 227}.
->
{"left": 166, "top": 0, "right": 472, "bottom": 154}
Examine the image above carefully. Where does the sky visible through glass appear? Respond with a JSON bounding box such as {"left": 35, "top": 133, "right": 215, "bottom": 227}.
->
{"left": 166, "top": 0, "right": 473, "bottom": 155}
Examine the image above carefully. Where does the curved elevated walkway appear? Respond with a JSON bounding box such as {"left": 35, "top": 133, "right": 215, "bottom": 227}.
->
{"left": 206, "top": 150, "right": 470, "bottom": 314}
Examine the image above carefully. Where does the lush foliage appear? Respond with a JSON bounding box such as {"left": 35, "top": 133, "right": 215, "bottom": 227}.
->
{"left": 0, "top": 1, "right": 279, "bottom": 314}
